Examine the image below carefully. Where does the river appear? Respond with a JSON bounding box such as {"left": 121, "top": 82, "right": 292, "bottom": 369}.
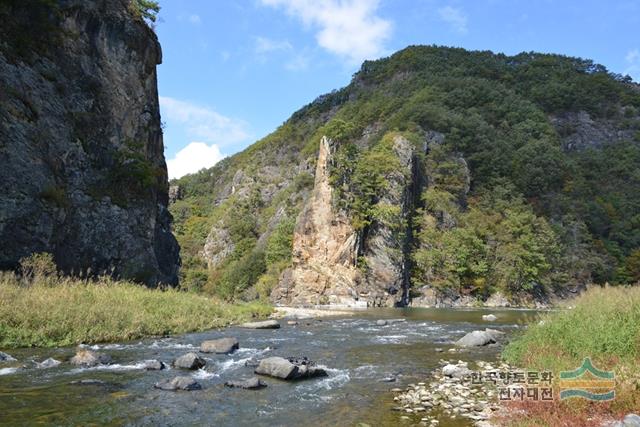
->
{"left": 0, "top": 308, "right": 539, "bottom": 426}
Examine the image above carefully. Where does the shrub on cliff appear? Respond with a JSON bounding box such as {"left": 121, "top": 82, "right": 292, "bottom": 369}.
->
{"left": 129, "top": 0, "right": 160, "bottom": 23}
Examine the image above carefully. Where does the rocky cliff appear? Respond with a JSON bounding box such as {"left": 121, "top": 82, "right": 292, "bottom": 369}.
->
{"left": 0, "top": 0, "right": 179, "bottom": 285}
{"left": 272, "top": 134, "right": 426, "bottom": 307}
{"left": 272, "top": 136, "right": 363, "bottom": 306}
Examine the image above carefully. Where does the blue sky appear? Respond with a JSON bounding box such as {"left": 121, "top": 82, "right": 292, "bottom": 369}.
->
{"left": 156, "top": 0, "right": 640, "bottom": 179}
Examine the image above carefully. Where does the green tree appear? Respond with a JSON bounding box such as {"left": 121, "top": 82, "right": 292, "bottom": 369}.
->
{"left": 130, "top": 0, "right": 160, "bottom": 23}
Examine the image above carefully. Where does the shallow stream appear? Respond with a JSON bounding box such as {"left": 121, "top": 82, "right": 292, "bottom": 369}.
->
{"left": 0, "top": 308, "right": 540, "bottom": 426}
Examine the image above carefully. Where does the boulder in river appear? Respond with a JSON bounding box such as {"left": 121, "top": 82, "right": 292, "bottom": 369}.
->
{"left": 70, "top": 349, "right": 112, "bottom": 367}
{"left": 455, "top": 328, "right": 505, "bottom": 347}
{"left": 482, "top": 314, "right": 497, "bottom": 322}
{"left": 173, "top": 352, "right": 206, "bottom": 370}
{"left": 200, "top": 337, "right": 239, "bottom": 354}
{"left": 154, "top": 376, "right": 201, "bottom": 391}
{"left": 376, "top": 320, "right": 388, "bottom": 326}
{"left": 143, "top": 359, "right": 166, "bottom": 370}
{"left": 244, "top": 358, "right": 260, "bottom": 368}
{"left": 36, "top": 358, "right": 61, "bottom": 369}
{"left": 255, "top": 357, "right": 327, "bottom": 380}
{"left": 224, "top": 377, "right": 267, "bottom": 389}
{"left": 0, "top": 351, "right": 16, "bottom": 362}
{"left": 239, "top": 320, "right": 280, "bottom": 329}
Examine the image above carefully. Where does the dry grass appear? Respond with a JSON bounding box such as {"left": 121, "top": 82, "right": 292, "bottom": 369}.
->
{"left": 500, "top": 286, "right": 640, "bottom": 425}
{"left": 0, "top": 272, "right": 272, "bottom": 348}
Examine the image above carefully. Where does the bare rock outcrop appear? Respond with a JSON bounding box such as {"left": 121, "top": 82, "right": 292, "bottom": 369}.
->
{"left": 271, "top": 136, "right": 363, "bottom": 306}
{"left": 272, "top": 135, "right": 424, "bottom": 307}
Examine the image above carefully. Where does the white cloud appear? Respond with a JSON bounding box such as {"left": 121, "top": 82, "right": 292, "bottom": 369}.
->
{"left": 159, "top": 96, "right": 250, "bottom": 146}
{"left": 166, "top": 142, "right": 225, "bottom": 179}
{"left": 189, "top": 14, "right": 201, "bottom": 24}
{"left": 260, "top": 0, "right": 392, "bottom": 65}
{"left": 624, "top": 48, "right": 640, "bottom": 81}
{"left": 438, "top": 5, "right": 468, "bottom": 34}
{"left": 255, "top": 36, "right": 293, "bottom": 53}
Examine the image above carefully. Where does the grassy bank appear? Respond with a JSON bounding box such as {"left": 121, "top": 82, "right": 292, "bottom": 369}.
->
{"left": 501, "top": 286, "right": 640, "bottom": 425}
{"left": 0, "top": 272, "right": 272, "bottom": 349}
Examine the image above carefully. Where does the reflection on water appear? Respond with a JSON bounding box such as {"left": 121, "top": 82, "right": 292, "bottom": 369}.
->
{"left": 0, "top": 308, "right": 540, "bottom": 426}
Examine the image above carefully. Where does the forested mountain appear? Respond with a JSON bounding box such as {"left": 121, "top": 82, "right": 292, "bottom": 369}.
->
{"left": 171, "top": 45, "right": 640, "bottom": 306}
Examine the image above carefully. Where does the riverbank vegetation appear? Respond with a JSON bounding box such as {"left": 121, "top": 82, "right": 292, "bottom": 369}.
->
{"left": 501, "top": 286, "right": 640, "bottom": 425}
{"left": 0, "top": 254, "right": 272, "bottom": 349}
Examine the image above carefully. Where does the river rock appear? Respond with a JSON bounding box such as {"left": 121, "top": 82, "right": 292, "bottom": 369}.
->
{"left": 244, "top": 358, "right": 260, "bottom": 368}
{"left": 143, "top": 359, "right": 166, "bottom": 370}
{"left": 287, "top": 320, "right": 298, "bottom": 326}
{"left": 482, "top": 314, "right": 497, "bottom": 321}
{"left": 484, "top": 328, "right": 505, "bottom": 340}
{"left": 442, "top": 363, "right": 472, "bottom": 378}
{"left": 254, "top": 357, "right": 327, "bottom": 380}
{"left": 455, "top": 328, "right": 505, "bottom": 347}
{"left": 0, "top": 351, "right": 16, "bottom": 362}
{"left": 224, "top": 377, "right": 267, "bottom": 390}
{"left": 239, "top": 320, "right": 281, "bottom": 329}
{"left": 154, "top": 376, "right": 201, "bottom": 391}
{"left": 200, "top": 337, "right": 239, "bottom": 354}
{"left": 70, "top": 349, "right": 111, "bottom": 367}
{"left": 255, "top": 357, "right": 297, "bottom": 379}
{"left": 36, "top": 358, "right": 61, "bottom": 369}
{"left": 173, "top": 352, "right": 206, "bottom": 370}
{"left": 376, "top": 320, "right": 388, "bottom": 326}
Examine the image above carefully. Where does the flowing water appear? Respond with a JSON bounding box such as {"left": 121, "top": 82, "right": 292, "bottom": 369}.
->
{"left": 0, "top": 308, "right": 540, "bottom": 426}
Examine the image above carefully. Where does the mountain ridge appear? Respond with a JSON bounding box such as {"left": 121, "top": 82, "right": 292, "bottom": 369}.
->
{"left": 171, "top": 45, "right": 640, "bottom": 306}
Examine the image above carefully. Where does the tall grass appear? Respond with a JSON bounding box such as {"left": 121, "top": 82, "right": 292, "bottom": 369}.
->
{"left": 0, "top": 272, "right": 272, "bottom": 348}
{"left": 501, "top": 286, "right": 640, "bottom": 424}
{"left": 503, "top": 286, "right": 640, "bottom": 370}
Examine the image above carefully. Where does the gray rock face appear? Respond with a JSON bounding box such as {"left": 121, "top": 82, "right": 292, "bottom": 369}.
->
{"left": 239, "top": 320, "right": 280, "bottom": 329}
{"left": 0, "top": 0, "right": 179, "bottom": 285}
{"left": 143, "top": 359, "right": 165, "bottom": 370}
{"left": 254, "top": 357, "right": 328, "bottom": 381}
{"left": 362, "top": 135, "right": 424, "bottom": 307}
{"left": 0, "top": 351, "right": 16, "bottom": 362}
{"left": 36, "top": 358, "right": 61, "bottom": 369}
{"left": 224, "top": 377, "right": 267, "bottom": 389}
{"left": 70, "top": 350, "right": 111, "bottom": 367}
{"left": 551, "top": 111, "right": 638, "bottom": 151}
{"left": 173, "top": 353, "right": 206, "bottom": 370}
{"left": 154, "top": 376, "right": 201, "bottom": 391}
{"left": 200, "top": 337, "right": 239, "bottom": 354}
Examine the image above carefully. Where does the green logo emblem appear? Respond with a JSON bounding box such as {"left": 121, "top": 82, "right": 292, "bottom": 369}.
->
{"left": 559, "top": 358, "right": 615, "bottom": 401}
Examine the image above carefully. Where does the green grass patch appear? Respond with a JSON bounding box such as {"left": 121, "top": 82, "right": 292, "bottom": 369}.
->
{"left": 0, "top": 272, "right": 272, "bottom": 349}
{"left": 503, "top": 286, "right": 640, "bottom": 369}
{"left": 502, "top": 286, "right": 640, "bottom": 418}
